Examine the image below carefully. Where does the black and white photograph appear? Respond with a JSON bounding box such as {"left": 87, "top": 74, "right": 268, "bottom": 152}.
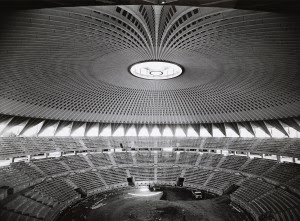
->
{"left": 0, "top": 0, "right": 299, "bottom": 221}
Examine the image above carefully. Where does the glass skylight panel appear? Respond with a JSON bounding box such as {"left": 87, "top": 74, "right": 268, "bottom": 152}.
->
{"left": 130, "top": 61, "right": 183, "bottom": 80}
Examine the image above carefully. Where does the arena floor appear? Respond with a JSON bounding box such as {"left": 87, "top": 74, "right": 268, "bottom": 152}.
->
{"left": 58, "top": 187, "right": 251, "bottom": 221}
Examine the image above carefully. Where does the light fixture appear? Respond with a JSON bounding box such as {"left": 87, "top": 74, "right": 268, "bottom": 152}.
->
{"left": 129, "top": 61, "right": 183, "bottom": 80}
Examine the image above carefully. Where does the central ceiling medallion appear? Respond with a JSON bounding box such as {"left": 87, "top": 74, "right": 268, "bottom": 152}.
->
{"left": 129, "top": 61, "right": 183, "bottom": 80}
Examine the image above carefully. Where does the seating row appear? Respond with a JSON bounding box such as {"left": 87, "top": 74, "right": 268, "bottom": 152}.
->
{"left": 69, "top": 171, "right": 105, "bottom": 192}
{"left": 157, "top": 167, "right": 182, "bottom": 181}
{"left": 0, "top": 137, "right": 299, "bottom": 159}
{"left": 177, "top": 152, "right": 198, "bottom": 165}
{"left": 98, "top": 168, "right": 127, "bottom": 185}
{"left": 157, "top": 152, "right": 176, "bottom": 164}
{"left": 33, "top": 178, "right": 80, "bottom": 203}
{"left": 135, "top": 152, "right": 155, "bottom": 164}
{"left": 219, "top": 155, "right": 248, "bottom": 170}
{"left": 1, "top": 153, "right": 300, "bottom": 194}
{"left": 0, "top": 166, "right": 32, "bottom": 189}
{"left": 61, "top": 155, "right": 90, "bottom": 170}
{"left": 113, "top": 152, "right": 133, "bottom": 164}
{"left": 231, "top": 178, "right": 300, "bottom": 221}
{"left": 3, "top": 195, "right": 54, "bottom": 220}
{"left": 198, "top": 153, "right": 223, "bottom": 167}
{"left": 87, "top": 153, "right": 112, "bottom": 167}
{"left": 263, "top": 163, "right": 300, "bottom": 184}
{"left": 184, "top": 168, "right": 213, "bottom": 186}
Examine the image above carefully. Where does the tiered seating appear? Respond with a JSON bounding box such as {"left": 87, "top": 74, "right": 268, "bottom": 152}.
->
{"left": 136, "top": 152, "right": 154, "bottom": 164}
{"left": 1, "top": 137, "right": 299, "bottom": 160}
{"left": 264, "top": 163, "right": 300, "bottom": 184}
{"left": 275, "top": 207, "right": 300, "bottom": 221}
{"left": 202, "top": 138, "right": 227, "bottom": 150}
{"left": 228, "top": 139, "right": 257, "bottom": 152}
{"left": 157, "top": 167, "right": 182, "bottom": 181}
{"left": 219, "top": 155, "right": 248, "bottom": 170}
{"left": 34, "top": 178, "right": 79, "bottom": 203}
{"left": 23, "top": 189, "right": 59, "bottom": 208}
{"left": 52, "top": 138, "right": 82, "bottom": 152}
{"left": 0, "top": 138, "right": 27, "bottom": 158}
{"left": 177, "top": 152, "right": 198, "bottom": 165}
{"left": 232, "top": 178, "right": 275, "bottom": 203}
{"left": 255, "top": 139, "right": 285, "bottom": 156}
{"left": 284, "top": 140, "right": 300, "bottom": 159}
{"left": 87, "top": 153, "right": 112, "bottom": 167}
{"left": 69, "top": 171, "right": 105, "bottom": 192}
{"left": 24, "top": 138, "right": 57, "bottom": 155}
{"left": 231, "top": 178, "right": 300, "bottom": 220}
{"left": 252, "top": 189, "right": 300, "bottom": 220}
{"left": 11, "top": 162, "right": 44, "bottom": 180}
{"left": 286, "top": 176, "right": 300, "bottom": 192}
{"left": 61, "top": 155, "right": 90, "bottom": 170}
{"left": 241, "top": 158, "right": 277, "bottom": 175}
{"left": 198, "top": 153, "right": 223, "bottom": 167}
{"left": 114, "top": 152, "right": 133, "bottom": 164}
{"left": 32, "top": 158, "right": 68, "bottom": 176}
{"left": 0, "top": 209, "right": 40, "bottom": 221}
{"left": 0, "top": 166, "right": 31, "bottom": 188}
{"left": 157, "top": 152, "right": 176, "bottom": 164}
{"left": 129, "top": 167, "right": 154, "bottom": 181}
{"left": 98, "top": 168, "right": 127, "bottom": 185}
{"left": 81, "top": 138, "right": 105, "bottom": 149}
{"left": 184, "top": 168, "right": 213, "bottom": 186}
{"left": 3, "top": 195, "right": 54, "bottom": 220}
{"left": 207, "top": 172, "right": 242, "bottom": 191}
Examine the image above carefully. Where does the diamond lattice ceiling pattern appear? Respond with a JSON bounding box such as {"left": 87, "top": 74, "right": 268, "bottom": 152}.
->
{"left": 0, "top": 5, "right": 299, "bottom": 124}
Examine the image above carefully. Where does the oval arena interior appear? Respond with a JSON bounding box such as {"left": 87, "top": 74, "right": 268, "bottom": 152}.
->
{"left": 0, "top": 0, "right": 300, "bottom": 221}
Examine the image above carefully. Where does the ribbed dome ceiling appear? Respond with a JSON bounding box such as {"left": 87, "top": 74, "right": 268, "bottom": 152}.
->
{"left": 0, "top": 5, "right": 299, "bottom": 124}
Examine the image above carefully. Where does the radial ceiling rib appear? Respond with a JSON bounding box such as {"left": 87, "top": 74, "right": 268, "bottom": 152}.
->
{"left": 0, "top": 117, "right": 28, "bottom": 136}
{"left": 238, "top": 122, "right": 255, "bottom": 136}
{"left": 99, "top": 123, "right": 110, "bottom": 136}
{"left": 148, "top": 124, "right": 155, "bottom": 135}
{"left": 169, "top": 125, "right": 176, "bottom": 136}
{"left": 2, "top": 0, "right": 300, "bottom": 14}
{"left": 157, "top": 124, "right": 164, "bottom": 136}
{"left": 19, "top": 118, "right": 44, "bottom": 136}
{"left": 0, "top": 6, "right": 299, "bottom": 124}
{"left": 135, "top": 124, "right": 144, "bottom": 135}
{"left": 38, "top": 120, "right": 59, "bottom": 136}
{"left": 251, "top": 121, "right": 271, "bottom": 137}
{"left": 280, "top": 118, "right": 300, "bottom": 133}
{"left": 181, "top": 124, "right": 189, "bottom": 136}
{"left": 0, "top": 115, "right": 13, "bottom": 124}
{"left": 124, "top": 123, "right": 133, "bottom": 135}
{"left": 111, "top": 123, "right": 122, "bottom": 135}
{"left": 70, "top": 122, "right": 86, "bottom": 135}
{"left": 202, "top": 123, "right": 213, "bottom": 136}
{"left": 0, "top": 115, "right": 13, "bottom": 134}
{"left": 225, "top": 122, "right": 240, "bottom": 137}
{"left": 214, "top": 123, "right": 226, "bottom": 136}
{"left": 265, "top": 119, "right": 289, "bottom": 137}
{"left": 85, "top": 122, "right": 97, "bottom": 136}
{"left": 190, "top": 124, "right": 200, "bottom": 136}
{"left": 55, "top": 121, "right": 73, "bottom": 136}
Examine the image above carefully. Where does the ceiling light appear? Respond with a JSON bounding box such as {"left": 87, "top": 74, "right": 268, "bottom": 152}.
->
{"left": 129, "top": 61, "right": 183, "bottom": 80}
